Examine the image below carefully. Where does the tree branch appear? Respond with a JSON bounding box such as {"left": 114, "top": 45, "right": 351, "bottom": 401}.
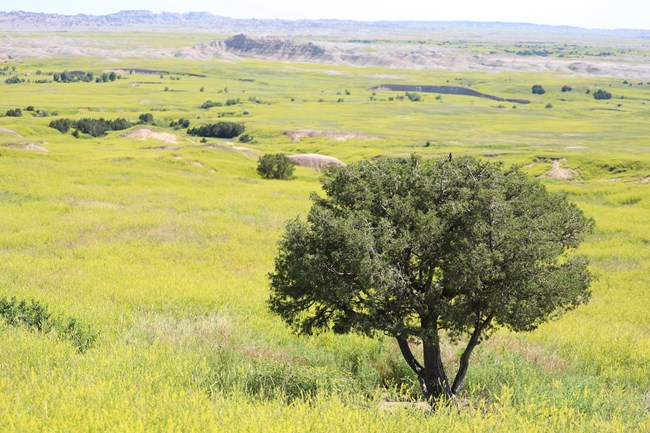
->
{"left": 396, "top": 336, "right": 425, "bottom": 376}
{"left": 451, "top": 311, "right": 495, "bottom": 395}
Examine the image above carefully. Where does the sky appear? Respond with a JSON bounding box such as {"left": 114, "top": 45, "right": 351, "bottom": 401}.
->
{"left": 4, "top": 0, "right": 650, "bottom": 30}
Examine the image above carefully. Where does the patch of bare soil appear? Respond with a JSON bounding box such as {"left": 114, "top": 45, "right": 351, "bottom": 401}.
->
{"left": 286, "top": 129, "right": 374, "bottom": 143}
{"left": 0, "top": 128, "right": 22, "bottom": 137}
{"left": 541, "top": 158, "right": 579, "bottom": 181}
{"left": 201, "top": 144, "right": 258, "bottom": 158}
{"left": 287, "top": 154, "right": 346, "bottom": 171}
{"left": 121, "top": 128, "right": 178, "bottom": 144}
{"left": 640, "top": 176, "right": 650, "bottom": 183}
{"left": 2, "top": 142, "right": 48, "bottom": 152}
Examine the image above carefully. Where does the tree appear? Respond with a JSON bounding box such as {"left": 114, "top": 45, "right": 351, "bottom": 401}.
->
{"left": 531, "top": 84, "right": 546, "bottom": 95}
{"left": 269, "top": 155, "right": 593, "bottom": 404}
{"left": 257, "top": 154, "right": 295, "bottom": 180}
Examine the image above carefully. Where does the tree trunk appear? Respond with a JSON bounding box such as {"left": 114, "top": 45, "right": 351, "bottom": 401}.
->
{"left": 396, "top": 313, "right": 494, "bottom": 404}
{"left": 451, "top": 312, "right": 494, "bottom": 395}
{"left": 422, "top": 332, "right": 452, "bottom": 402}
{"left": 395, "top": 331, "right": 452, "bottom": 404}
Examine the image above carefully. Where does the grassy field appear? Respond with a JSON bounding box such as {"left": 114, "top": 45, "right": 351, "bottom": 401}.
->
{"left": 0, "top": 32, "right": 649, "bottom": 432}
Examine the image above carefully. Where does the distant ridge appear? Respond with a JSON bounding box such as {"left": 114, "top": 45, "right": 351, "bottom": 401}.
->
{"left": 1, "top": 10, "right": 649, "bottom": 34}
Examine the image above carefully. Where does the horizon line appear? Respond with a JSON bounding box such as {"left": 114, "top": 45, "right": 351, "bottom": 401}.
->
{"left": 1, "top": 9, "right": 649, "bottom": 32}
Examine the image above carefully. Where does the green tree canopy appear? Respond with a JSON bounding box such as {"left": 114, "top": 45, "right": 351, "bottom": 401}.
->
{"left": 269, "top": 155, "right": 593, "bottom": 403}
{"left": 257, "top": 154, "right": 295, "bottom": 180}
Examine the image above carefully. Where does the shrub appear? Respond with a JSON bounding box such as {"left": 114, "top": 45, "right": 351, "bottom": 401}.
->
{"left": 200, "top": 100, "right": 223, "bottom": 109}
{"left": 138, "top": 113, "right": 154, "bottom": 124}
{"left": 170, "top": 118, "right": 190, "bottom": 129}
{"left": 531, "top": 84, "right": 546, "bottom": 95}
{"left": 4, "top": 76, "right": 23, "bottom": 84}
{"left": 187, "top": 122, "right": 245, "bottom": 139}
{"left": 5, "top": 108, "right": 22, "bottom": 117}
{"left": 593, "top": 89, "right": 612, "bottom": 100}
{"left": 0, "top": 296, "right": 98, "bottom": 353}
{"left": 561, "top": 85, "right": 573, "bottom": 92}
{"left": 405, "top": 91, "right": 422, "bottom": 101}
{"left": 49, "top": 118, "right": 73, "bottom": 133}
{"left": 239, "top": 133, "right": 253, "bottom": 143}
{"left": 257, "top": 154, "right": 295, "bottom": 180}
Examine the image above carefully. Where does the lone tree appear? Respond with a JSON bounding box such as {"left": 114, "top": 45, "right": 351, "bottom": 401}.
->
{"left": 269, "top": 155, "right": 593, "bottom": 404}
{"left": 257, "top": 154, "right": 295, "bottom": 180}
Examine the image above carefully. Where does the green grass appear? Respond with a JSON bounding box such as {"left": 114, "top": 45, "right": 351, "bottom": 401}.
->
{"left": 0, "top": 32, "right": 649, "bottom": 432}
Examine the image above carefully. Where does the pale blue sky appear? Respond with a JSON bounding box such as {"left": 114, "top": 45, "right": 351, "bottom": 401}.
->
{"left": 4, "top": 0, "right": 649, "bottom": 30}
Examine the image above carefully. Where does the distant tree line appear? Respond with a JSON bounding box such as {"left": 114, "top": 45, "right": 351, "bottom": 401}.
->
{"left": 49, "top": 113, "right": 154, "bottom": 137}
{"left": 187, "top": 122, "right": 245, "bottom": 139}
{"left": 53, "top": 71, "right": 119, "bottom": 83}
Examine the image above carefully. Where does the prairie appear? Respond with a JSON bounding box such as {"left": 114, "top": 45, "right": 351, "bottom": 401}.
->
{"left": 0, "top": 29, "right": 649, "bottom": 432}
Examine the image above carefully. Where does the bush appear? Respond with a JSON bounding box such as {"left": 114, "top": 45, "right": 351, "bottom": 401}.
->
{"left": 593, "top": 89, "right": 612, "bottom": 100}
{"left": 187, "top": 122, "right": 245, "bottom": 139}
{"left": 405, "top": 91, "right": 422, "bottom": 101}
{"left": 4, "top": 76, "right": 23, "bottom": 84}
{"left": 0, "top": 296, "right": 98, "bottom": 353}
{"left": 257, "top": 154, "right": 295, "bottom": 180}
{"left": 49, "top": 118, "right": 73, "bottom": 133}
{"left": 239, "top": 133, "right": 253, "bottom": 143}
{"left": 561, "top": 85, "right": 573, "bottom": 92}
{"left": 170, "top": 118, "right": 190, "bottom": 129}
{"left": 5, "top": 108, "right": 22, "bottom": 117}
{"left": 138, "top": 113, "right": 154, "bottom": 124}
{"left": 531, "top": 84, "right": 546, "bottom": 95}
{"left": 200, "top": 100, "right": 223, "bottom": 109}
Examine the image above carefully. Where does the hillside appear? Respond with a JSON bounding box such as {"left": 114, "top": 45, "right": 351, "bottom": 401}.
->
{"left": 0, "top": 20, "right": 649, "bottom": 433}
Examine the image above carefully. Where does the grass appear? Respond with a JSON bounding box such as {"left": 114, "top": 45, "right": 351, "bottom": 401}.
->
{"left": 0, "top": 31, "right": 649, "bottom": 432}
